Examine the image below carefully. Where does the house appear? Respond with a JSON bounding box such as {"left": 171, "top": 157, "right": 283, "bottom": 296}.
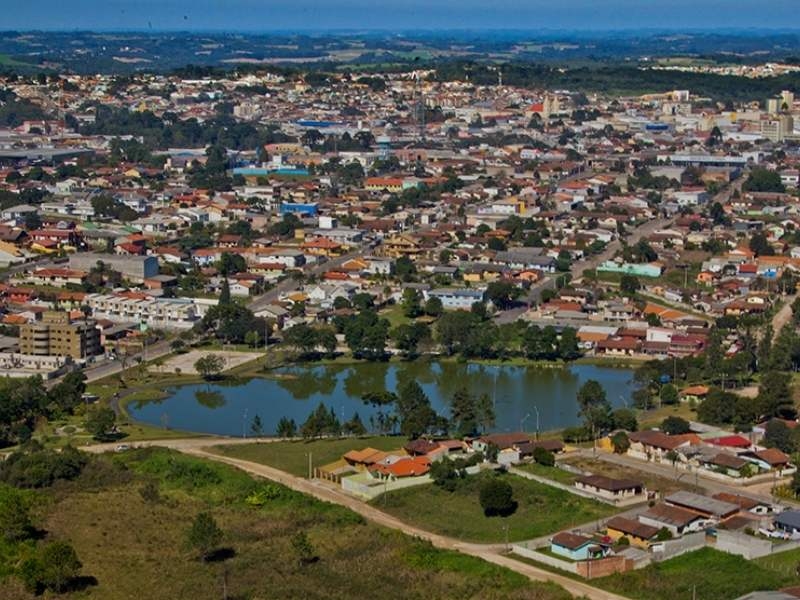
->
{"left": 698, "top": 452, "right": 752, "bottom": 477}
{"left": 712, "top": 493, "right": 774, "bottom": 515}
{"left": 605, "top": 516, "right": 660, "bottom": 548}
{"left": 550, "top": 532, "right": 610, "bottom": 561}
{"left": 741, "top": 448, "right": 794, "bottom": 473}
{"left": 773, "top": 511, "right": 800, "bottom": 536}
{"left": 664, "top": 491, "right": 740, "bottom": 520}
{"left": 472, "top": 432, "right": 530, "bottom": 452}
{"left": 639, "top": 503, "right": 711, "bottom": 537}
{"left": 680, "top": 385, "right": 709, "bottom": 403}
{"left": 627, "top": 430, "right": 700, "bottom": 463}
{"left": 426, "top": 287, "right": 485, "bottom": 310}
{"left": 368, "top": 456, "right": 431, "bottom": 480}
{"left": 574, "top": 475, "right": 645, "bottom": 502}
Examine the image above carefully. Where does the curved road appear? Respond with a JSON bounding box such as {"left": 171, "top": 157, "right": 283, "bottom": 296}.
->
{"left": 86, "top": 437, "right": 628, "bottom": 600}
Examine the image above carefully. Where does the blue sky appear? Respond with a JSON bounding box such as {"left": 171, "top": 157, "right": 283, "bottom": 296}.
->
{"left": 5, "top": 0, "right": 799, "bottom": 32}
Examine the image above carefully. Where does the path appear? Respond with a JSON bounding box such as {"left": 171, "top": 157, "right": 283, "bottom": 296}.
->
{"left": 85, "top": 438, "right": 629, "bottom": 600}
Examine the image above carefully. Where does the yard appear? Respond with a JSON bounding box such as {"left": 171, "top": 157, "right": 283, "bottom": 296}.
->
{"left": 214, "top": 436, "right": 402, "bottom": 477}
{"left": 596, "top": 548, "right": 793, "bottom": 600}
{"left": 371, "top": 471, "right": 616, "bottom": 543}
{"left": 0, "top": 448, "right": 572, "bottom": 600}
{"left": 514, "top": 462, "right": 578, "bottom": 485}
{"left": 560, "top": 455, "right": 704, "bottom": 496}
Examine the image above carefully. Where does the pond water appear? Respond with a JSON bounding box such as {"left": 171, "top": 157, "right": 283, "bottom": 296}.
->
{"left": 127, "top": 361, "right": 637, "bottom": 437}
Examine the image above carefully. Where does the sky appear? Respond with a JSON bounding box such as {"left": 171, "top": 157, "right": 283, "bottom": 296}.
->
{"left": 4, "top": 0, "right": 800, "bottom": 32}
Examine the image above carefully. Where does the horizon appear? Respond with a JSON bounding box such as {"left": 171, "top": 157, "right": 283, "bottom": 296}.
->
{"left": 5, "top": 0, "right": 800, "bottom": 32}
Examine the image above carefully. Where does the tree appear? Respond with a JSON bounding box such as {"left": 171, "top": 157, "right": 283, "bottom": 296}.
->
{"left": 0, "top": 486, "right": 32, "bottom": 542}
{"left": 758, "top": 372, "right": 796, "bottom": 420}
{"left": 20, "top": 541, "right": 83, "bottom": 594}
{"left": 533, "top": 446, "right": 555, "bottom": 466}
{"left": 401, "top": 288, "right": 422, "bottom": 318}
{"left": 576, "top": 379, "right": 612, "bottom": 436}
{"left": 194, "top": 354, "right": 225, "bottom": 380}
{"left": 394, "top": 256, "right": 416, "bottom": 280}
{"left": 660, "top": 384, "right": 679, "bottom": 406}
{"left": 276, "top": 417, "right": 297, "bottom": 438}
{"left": 391, "top": 322, "right": 430, "bottom": 358}
{"left": 218, "top": 279, "right": 232, "bottom": 306}
{"left": 661, "top": 416, "right": 691, "bottom": 435}
{"left": 85, "top": 406, "right": 116, "bottom": 440}
{"left": 244, "top": 330, "right": 260, "bottom": 349}
{"left": 342, "top": 412, "right": 367, "bottom": 436}
{"left": 291, "top": 531, "right": 317, "bottom": 565}
{"left": 612, "top": 408, "right": 638, "bottom": 432}
{"left": 479, "top": 477, "right": 516, "bottom": 517}
{"left": 283, "top": 323, "right": 322, "bottom": 358}
{"left": 185, "top": 512, "right": 223, "bottom": 561}
{"left": 430, "top": 458, "right": 462, "bottom": 492}
{"left": 611, "top": 431, "right": 630, "bottom": 454}
{"left": 620, "top": 274, "right": 641, "bottom": 295}
{"left": 485, "top": 281, "right": 521, "bottom": 310}
{"left": 450, "top": 387, "right": 480, "bottom": 437}
{"left": 301, "top": 402, "right": 340, "bottom": 439}
{"left": 424, "top": 296, "right": 444, "bottom": 317}
{"left": 558, "top": 327, "right": 581, "bottom": 360}
{"left": 396, "top": 380, "right": 438, "bottom": 439}
{"left": 763, "top": 419, "right": 795, "bottom": 454}
{"left": 476, "top": 392, "right": 496, "bottom": 433}
{"left": 749, "top": 232, "right": 775, "bottom": 257}
{"left": 250, "top": 414, "right": 264, "bottom": 437}
{"left": 743, "top": 168, "right": 785, "bottom": 193}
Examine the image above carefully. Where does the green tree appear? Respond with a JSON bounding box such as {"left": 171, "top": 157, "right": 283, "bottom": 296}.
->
{"left": 20, "top": 541, "right": 83, "bottom": 594}
{"left": 485, "top": 281, "right": 521, "bottom": 310}
{"left": 424, "top": 296, "right": 444, "bottom": 317}
{"left": 558, "top": 327, "right": 581, "bottom": 360}
{"left": 533, "top": 446, "right": 555, "bottom": 466}
{"left": 620, "top": 274, "right": 641, "bottom": 295}
{"left": 276, "top": 417, "right": 297, "bottom": 438}
{"left": 758, "top": 371, "right": 796, "bottom": 420}
{"left": 611, "top": 431, "right": 630, "bottom": 454}
{"left": 660, "top": 384, "right": 679, "bottom": 406}
{"left": 342, "top": 412, "right": 367, "bottom": 436}
{"left": 479, "top": 477, "right": 516, "bottom": 517}
{"left": 612, "top": 408, "right": 638, "bottom": 431}
{"left": 396, "top": 380, "right": 438, "bottom": 439}
{"left": 450, "top": 387, "right": 479, "bottom": 437}
{"left": 763, "top": 419, "right": 795, "bottom": 454}
{"left": 576, "top": 379, "right": 612, "bottom": 436}
{"left": 185, "top": 512, "right": 223, "bottom": 561}
{"left": 85, "top": 406, "right": 116, "bottom": 440}
{"left": 0, "top": 486, "right": 32, "bottom": 542}
{"left": 250, "top": 414, "right": 264, "bottom": 437}
{"left": 401, "top": 288, "right": 422, "bottom": 318}
{"left": 194, "top": 354, "right": 225, "bottom": 380}
{"left": 661, "top": 416, "right": 691, "bottom": 435}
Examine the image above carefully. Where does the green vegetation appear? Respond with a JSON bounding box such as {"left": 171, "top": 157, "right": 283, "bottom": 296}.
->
{"left": 214, "top": 437, "right": 401, "bottom": 477}
{"left": 0, "top": 447, "right": 570, "bottom": 600}
{"left": 513, "top": 462, "right": 577, "bottom": 485}
{"left": 595, "top": 548, "right": 792, "bottom": 600}
{"left": 372, "top": 471, "right": 615, "bottom": 543}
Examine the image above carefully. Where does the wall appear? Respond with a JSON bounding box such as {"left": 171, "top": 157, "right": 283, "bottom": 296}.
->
{"left": 652, "top": 532, "right": 706, "bottom": 561}
{"left": 510, "top": 544, "right": 578, "bottom": 574}
{"left": 576, "top": 556, "right": 634, "bottom": 579}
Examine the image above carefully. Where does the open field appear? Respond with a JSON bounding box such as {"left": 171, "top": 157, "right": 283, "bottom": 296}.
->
{"left": 0, "top": 448, "right": 571, "bottom": 600}
{"left": 595, "top": 548, "right": 792, "bottom": 600}
{"left": 214, "top": 437, "right": 402, "bottom": 477}
{"left": 151, "top": 350, "right": 264, "bottom": 375}
{"left": 372, "top": 470, "right": 617, "bottom": 543}
{"left": 560, "top": 455, "right": 704, "bottom": 496}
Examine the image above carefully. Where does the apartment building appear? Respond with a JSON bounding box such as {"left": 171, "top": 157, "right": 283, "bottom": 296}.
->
{"left": 19, "top": 311, "right": 102, "bottom": 359}
{"left": 83, "top": 293, "right": 199, "bottom": 329}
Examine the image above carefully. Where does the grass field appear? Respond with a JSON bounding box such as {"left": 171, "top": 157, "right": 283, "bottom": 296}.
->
{"left": 372, "top": 471, "right": 616, "bottom": 543}
{"left": 0, "top": 448, "right": 572, "bottom": 600}
{"left": 214, "top": 437, "right": 402, "bottom": 477}
{"left": 595, "top": 548, "right": 792, "bottom": 600}
{"left": 513, "top": 462, "right": 578, "bottom": 485}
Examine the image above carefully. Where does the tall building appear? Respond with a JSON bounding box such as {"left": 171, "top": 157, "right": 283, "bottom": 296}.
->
{"left": 19, "top": 311, "right": 101, "bottom": 359}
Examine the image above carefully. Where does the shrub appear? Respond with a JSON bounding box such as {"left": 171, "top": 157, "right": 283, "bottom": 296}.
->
{"left": 532, "top": 446, "right": 555, "bottom": 467}
{"left": 19, "top": 541, "right": 83, "bottom": 594}
{"left": 0, "top": 446, "right": 87, "bottom": 488}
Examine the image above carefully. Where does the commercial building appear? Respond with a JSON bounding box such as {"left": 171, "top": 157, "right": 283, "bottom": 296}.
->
{"left": 68, "top": 253, "right": 159, "bottom": 282}
{"left": 19, "top": 311, "right": 102, "bottom": 359}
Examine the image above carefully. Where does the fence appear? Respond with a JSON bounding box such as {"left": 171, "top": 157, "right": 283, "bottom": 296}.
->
{"left": 651, "top": 532, "right": 706, "bottom": 561}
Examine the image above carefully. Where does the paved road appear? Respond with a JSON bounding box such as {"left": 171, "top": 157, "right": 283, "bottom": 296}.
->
{"left": 86, "top": 437, "right": 629, "bottom": 600}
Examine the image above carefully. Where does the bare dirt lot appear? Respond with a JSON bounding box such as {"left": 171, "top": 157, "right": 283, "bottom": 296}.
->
{"left": 151, "top": 349, "right": 263, "bottom": 375}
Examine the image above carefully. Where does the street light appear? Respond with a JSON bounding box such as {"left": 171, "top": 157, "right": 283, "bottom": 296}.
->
{"left": 520, "top": 413, "right": 531, "bottom": 433}
{"left": 533, "top": 405, "right": 540, "bottom": 440}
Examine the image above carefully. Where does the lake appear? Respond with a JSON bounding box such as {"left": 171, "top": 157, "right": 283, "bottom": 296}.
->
{"left": 127, "top": 361, "right": 637, "bottom": 437}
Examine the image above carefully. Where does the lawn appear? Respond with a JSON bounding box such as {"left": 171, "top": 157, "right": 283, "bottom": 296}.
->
{"left": 755, "top": 546, "right": 800, "bottom": 578}
{"left": 596, "top": 548, "right": 792, "bottom": 600}
{"left": 214, "top": 436, "right": 402, "bottom": 477}
{"left": 514, "top": 462, "right": 578, "bottom": 485}
{"left": 372, "top": 471, "right": 616, "bottom": 543}
{"left": 0, "top": 448, "right": 572, "bottom": 600}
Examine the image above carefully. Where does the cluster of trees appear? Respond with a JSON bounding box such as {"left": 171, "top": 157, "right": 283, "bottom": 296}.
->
{"left": 197, "top": 300, "right": 267, "bottom": 347}
{"left": 282, "top": 324, "right": 337, "bottom": 359}
{"left": 0, "top": 444, "right": 90, "bottom": 593}
{"left": 429, "top": 453, "right": 484, "bottom": 491}
{"left": 0, "top": 372, "right": 87, "bottom": 448}
{"left": 297, "top": 402, "right": 366, "bottom": 439}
